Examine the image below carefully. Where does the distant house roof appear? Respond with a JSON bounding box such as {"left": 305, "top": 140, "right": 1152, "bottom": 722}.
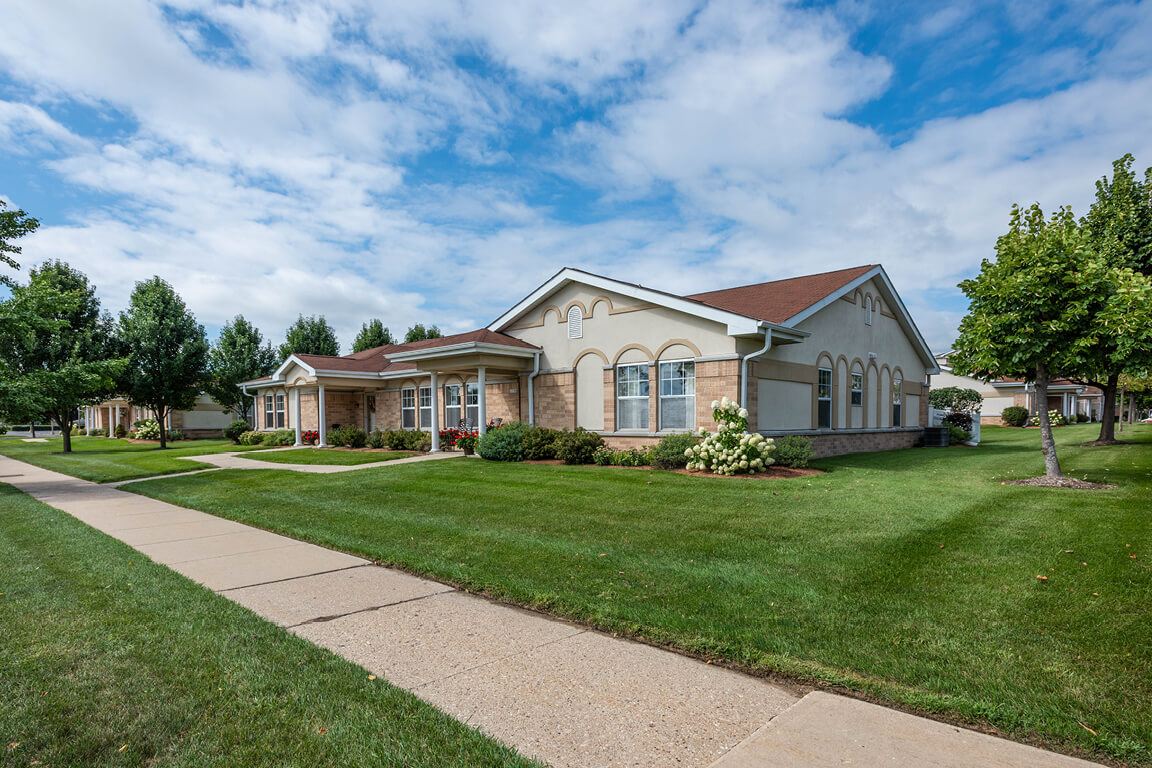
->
{"left": 686, "top": 265, "right": 877, "bottom": 325}
{"left": 243, "top": 329, "right": 539, "bottom": 386}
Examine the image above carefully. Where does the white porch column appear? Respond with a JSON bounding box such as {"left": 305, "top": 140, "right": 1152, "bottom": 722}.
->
{"left": 318, "top": 385, "right": 328, "bottom": 447}
{"left": 294, "top": 388, "right": 303, "bottom": 446}
{"left": 430, "top": 372, "right": 440, "bottom": 452}
{"left": 108, "top": 406, "right": 113, "bottom": 433}
{"left": 478, "top": 366, "right": 487, "bottom": 435}
{"left": 114, "top": 405, "right": 120, "bottom": 434}
{"left": 166, "top": 410, "right": 172, "bottom": 429}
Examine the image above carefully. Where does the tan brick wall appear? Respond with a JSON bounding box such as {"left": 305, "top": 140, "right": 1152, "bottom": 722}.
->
{"left": 325, "top": 392, "right": 363, "bottom": 431}
{"left": 603, "top": 368, "right": 615, "bottom": 431}
{"left": 375, "top": 390, "right": 401, "bottom": 430}
{"left": 536, "top": 372, "right": 576, "bottom": 430}
{"left": 694, "top": 359, "right": 741, "bottom": 431}
{"left": 485, "top": 381, "right": 522, "bottom": 425}
{"left": 919, "top": 384, "right": 931, "bottom": 427}
{"left": 299, "top": 392, "right": 319, "bottom": 431}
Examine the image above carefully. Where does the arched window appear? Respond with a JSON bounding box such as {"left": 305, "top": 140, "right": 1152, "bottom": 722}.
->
{"left": 864, "top": 296, "right": 873, "bottom": 326}
{"left": 567, "top": 306, "right": 583, "bottom": 339}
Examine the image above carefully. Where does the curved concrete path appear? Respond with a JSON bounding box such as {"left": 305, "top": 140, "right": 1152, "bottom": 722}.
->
{"left": 0, "top": 454, "right": 1104, "bottom": 768}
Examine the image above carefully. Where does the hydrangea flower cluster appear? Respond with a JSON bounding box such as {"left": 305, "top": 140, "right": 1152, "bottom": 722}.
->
{"left": 684, "top": 396, "right": 775, "bottom": 475}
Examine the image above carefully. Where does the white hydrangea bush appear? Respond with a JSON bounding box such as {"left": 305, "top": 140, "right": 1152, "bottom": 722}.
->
{"left": 685, "top": 396, "right": 775, "bottom": 475}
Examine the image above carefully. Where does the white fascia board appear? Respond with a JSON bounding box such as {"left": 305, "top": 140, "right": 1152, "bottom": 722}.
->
{"left": 272, "top": 354, "right": 316, "bottom": 380}
{"left": 388, "top": 341, "right": 539, "bottom": 362}
{"left": 487, "top": 267, "right": 761, "bottom": 336}
{"left": 784, "top": 265, "right": 938, "bottom": 373}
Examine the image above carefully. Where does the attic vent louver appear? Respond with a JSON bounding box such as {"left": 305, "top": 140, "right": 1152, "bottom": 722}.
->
{"left": 567, "top": 306, "right": 583, "bottom": 339}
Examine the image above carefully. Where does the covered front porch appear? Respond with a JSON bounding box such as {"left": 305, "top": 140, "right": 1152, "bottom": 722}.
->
{"left": 247, "top": 336, "right": 541, "bottom": 451}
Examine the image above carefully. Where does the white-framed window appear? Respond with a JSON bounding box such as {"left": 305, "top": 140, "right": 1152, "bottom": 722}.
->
{"left": 444, "top": 384, "right": 461, "bottom": 427}
{"left": 865, "top": 296, "right": 873, "bottom": 325}
{"left": 659, "top": 360, "right": 695, "bottom": 430}
{"left": 465, "top": 382, "right": 479, "bottom": 427}
{"left": 401, "top": 388, "right": 416, "bottom": 429}
{"left": 817, "top": 368, "right": 832, "bottom": 429}
{"left": 264, "top": 394, "right": 286, "bottom": 429}
{"left": 567, "top": 306, "right": 583, "bottom": 339}
{"left": 617, "top": 363, "right": 650, "bottom": 430}
{"left": 851, "top": 372, "right": 864, "bottom": 406}
{"left": 892, "top": 378, "right": 903, "bottom": 427}
{"left": 419, "top": 386, "right": 433, "bottom": 429}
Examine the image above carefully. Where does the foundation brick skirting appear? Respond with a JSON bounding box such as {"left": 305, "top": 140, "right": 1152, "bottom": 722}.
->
{"left": 804, "top": 428, "right": 923, "bottom": 458}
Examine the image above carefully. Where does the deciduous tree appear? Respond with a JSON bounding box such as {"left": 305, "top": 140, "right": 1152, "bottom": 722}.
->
{"left": 0, "top": 200, "right": 39, "bottom": 287}
{"left": 119, "top": 277, "right": 209, "bottom": 449}
{"left": 279, "top": 315, "right": 339, "bottom": 360}
{"left": 207, "top": 316, "right": 277, "bottom": 424}
{"left": 0, "top": 262, "right": 123, "bottom": 451}
{"left": 353, "top": 318, "right": 394, "bottom": 352}
{"left": 404, "top": 323, "right": 442, "bottom": 343}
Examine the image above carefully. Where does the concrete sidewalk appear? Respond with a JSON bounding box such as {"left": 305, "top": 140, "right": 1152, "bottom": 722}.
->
{"left": 0, "top": 455, "right": 1103, "bottom": 768}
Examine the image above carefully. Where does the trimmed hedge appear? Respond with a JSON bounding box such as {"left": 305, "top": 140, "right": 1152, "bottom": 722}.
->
{"left": 772, "top": 435, "right": 814, "bottom": 468}
{"left": 477, "top": 421, "right": 531, "bottom": 462}
{"left": 649, "top": 433, "right": 700, "bottom": 470}
{"left": 555, "top": 428, "right": 604, "bottom": 465}
{"left": 224, "top": 419, "right": 251, "bottom": 443}
{"left": 1001, "top": 406, "right": 1029, "bottom": 427}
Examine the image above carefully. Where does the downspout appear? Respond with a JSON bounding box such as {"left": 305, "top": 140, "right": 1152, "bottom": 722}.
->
{"left": 527, "top": 351, "right": 541, "bottom": 425}
{"left": 739, "top": 326, "right": 772, "bottom": 426}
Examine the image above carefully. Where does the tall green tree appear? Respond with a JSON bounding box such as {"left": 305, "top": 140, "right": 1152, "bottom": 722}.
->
{"left": 352, "top": 318, "right": 395, "bottom": 353}
{"left": 404, "top": 323, "right": 442, "bottom": 343}
{"left": 279, "top": 315, "right": 339, "bottom": 360}
{"left": 207, "top": 316, "right": 278, "bottom": 424}
{"left": 119, "top": 277, "right": 209, "bottom": 449}
{"left": 1, "top": 200, "right": 40, "bottom": 287}
{"left": 951, "top": 205, "right": 1110, "bottom": 478}
{"left": 1074, "top": 154, "right": 1152, "bottom": 443}
{"left": 0, "top": 262, "right": 124, "bottom": 451}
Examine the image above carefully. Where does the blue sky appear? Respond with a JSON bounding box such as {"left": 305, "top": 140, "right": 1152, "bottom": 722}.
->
{"left": 2, "top": 0, "right": 1150, "bottom": 353}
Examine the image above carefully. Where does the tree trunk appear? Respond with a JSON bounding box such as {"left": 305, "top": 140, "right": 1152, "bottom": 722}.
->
{"left": 158, "top": 406, "right": 167, "bottom": 449}
{"left": 1095, "top": 373, "right": 1120, "bottom": 443}
{"left": 1035, "top": 364, "right": 1062, "bottom": 478}
{"left": 59, "top": 415, "right": 72, "bottom": 453}
{"left": 1129, "top": 392, "right": 1136, "bottom": 425}
{"left": 1118, "top": 387, "right": 1126, "bottom": 433}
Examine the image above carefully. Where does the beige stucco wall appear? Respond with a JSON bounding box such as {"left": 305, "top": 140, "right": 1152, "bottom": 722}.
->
{"left": 757, "top": 380, "right": 812, "bottom": 430}
{"left": 929, "top": 370, "right": 1014, "bottom": 416}
{"left": 504, "top": 283, "right": 735, "bottom": 373}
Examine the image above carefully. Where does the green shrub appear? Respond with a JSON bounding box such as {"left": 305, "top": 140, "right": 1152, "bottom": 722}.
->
{"left": 238, "top": 430, "right": 266, "bottom": 446}
{"left": 592, "top": 446, "right": 613, "bottom": 465}
{"left": 1001, "top": 406, "right": 1029, "bottom": 427}
{"left": 942, "top": 412, "right": 973, "bottom": 431}
{"left": 327, "top": 425, "right": 367, "bottom": 448}
{"left": 382, "top": 429, "right": 427, "bottom": 451}
{"left": 113, "top": 423, "right": 127, "bottom": 439}
{"left": 88, "top": 427, "right": 106, "bottom": 437}
{"left": 367, "top": 430, "right": 386, "bottom": 449}
{"left": 414, "top": 432, "right": 432, "bottom": 452}
{"left": 772, "top": 435, "right": 814, "bottom": 468}
{"left": 265, "top": 430, "right": 296, "bottom": 446}
{"left": 555, "top": 428, "right": 605, "bottom": 465}
{"left": 167, "top": 429, "right": 184, "bottom": 441}
{"left": 948, "top": 424, "right": 971, "bottom": 444}
{"left": 1076, "top": 413, "right": 1089, "bottom": 423}
{"left": 522, "top": 426, "right": 561, "bottom": 460}
{"left": 0, "top": 424, "right": 8, "bottom": 435}
{"left": 477, "top": 421, "right": 531, "bottom": 461}
{"left": 70, "top": 425, "right": 82, "bottom": 436}
{"left": 650, "top": 433, "right": 700, "bottom": 470}
{"left": 224, "top": 419, "right": 251, "bottom": 443}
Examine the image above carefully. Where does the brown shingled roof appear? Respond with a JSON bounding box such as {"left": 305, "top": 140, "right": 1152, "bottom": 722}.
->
{"left": 277, "top": 329, "right": 538, "bottom": 376}
{"left": 686, "top": 265, "right": 877, "bottom": 324}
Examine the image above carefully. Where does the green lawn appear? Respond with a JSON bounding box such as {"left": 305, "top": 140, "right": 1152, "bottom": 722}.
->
{"left": 246, "top": 448, "right": 419, "bottom": 465}
{"left": 125, "top": 424, "right": 1152, "bottom": 765}
{"left": 0, "top": 436, "right": 267, "bottom": 483}
{"left": 0, "top": 484, "right": 539, "bottom": 768}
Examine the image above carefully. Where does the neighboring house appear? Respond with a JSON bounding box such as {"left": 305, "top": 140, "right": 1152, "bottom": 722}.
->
{"left": 85, "top": 393, "right": 237, "bottom": 438}
{"left": 243, "top": 265, "right": 939, "bottom": 458}
{"left": 931, "top": 351, "right": 1102, "bottom": 423}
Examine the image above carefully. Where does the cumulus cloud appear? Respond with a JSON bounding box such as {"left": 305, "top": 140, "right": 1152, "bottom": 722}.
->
{"left": 1, "top": 0, "right": 1150, "bottom": 353}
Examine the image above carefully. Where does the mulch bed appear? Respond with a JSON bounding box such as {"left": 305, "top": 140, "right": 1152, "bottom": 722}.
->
{"left": 522, "top": 459, "right": 821, "bottom": 479}
{"left": 1005, "top": 476, "right": 1116, "bottom": 490}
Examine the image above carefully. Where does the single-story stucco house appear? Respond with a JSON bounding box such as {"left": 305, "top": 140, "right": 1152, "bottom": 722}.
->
{"left": 242, "top": 265, "right": 939, "bottom": 458}
{"left": 85, "top": 393, "right": 237, "bottom": 438}
{"left": 931, "top": 351, "right": 1102, "bottom": 424}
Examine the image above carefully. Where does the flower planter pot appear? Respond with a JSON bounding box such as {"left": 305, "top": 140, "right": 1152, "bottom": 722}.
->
{"left": 462, "top": 446, "right": 475, "bottom": 456}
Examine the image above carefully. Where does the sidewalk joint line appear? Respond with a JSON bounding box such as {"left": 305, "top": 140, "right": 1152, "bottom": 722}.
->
{"left": 215, "top": 563, "right": 370, "bottom": 593}
{"left": 285, "top": 587, "right": 456, "bottom": 629}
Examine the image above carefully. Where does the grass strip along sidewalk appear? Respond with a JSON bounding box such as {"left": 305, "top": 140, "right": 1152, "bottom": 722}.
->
{"left": 0, "top": 483, "right": 540, "bottom": 768}
{"left": 127, "top": 424, "right": 1152, "bottom": 765}
{"left": 0, "top": 436, "right": 270, "bottom": 483}
{"left": 244, "top": 449, "right": 419, "bottom": 466}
